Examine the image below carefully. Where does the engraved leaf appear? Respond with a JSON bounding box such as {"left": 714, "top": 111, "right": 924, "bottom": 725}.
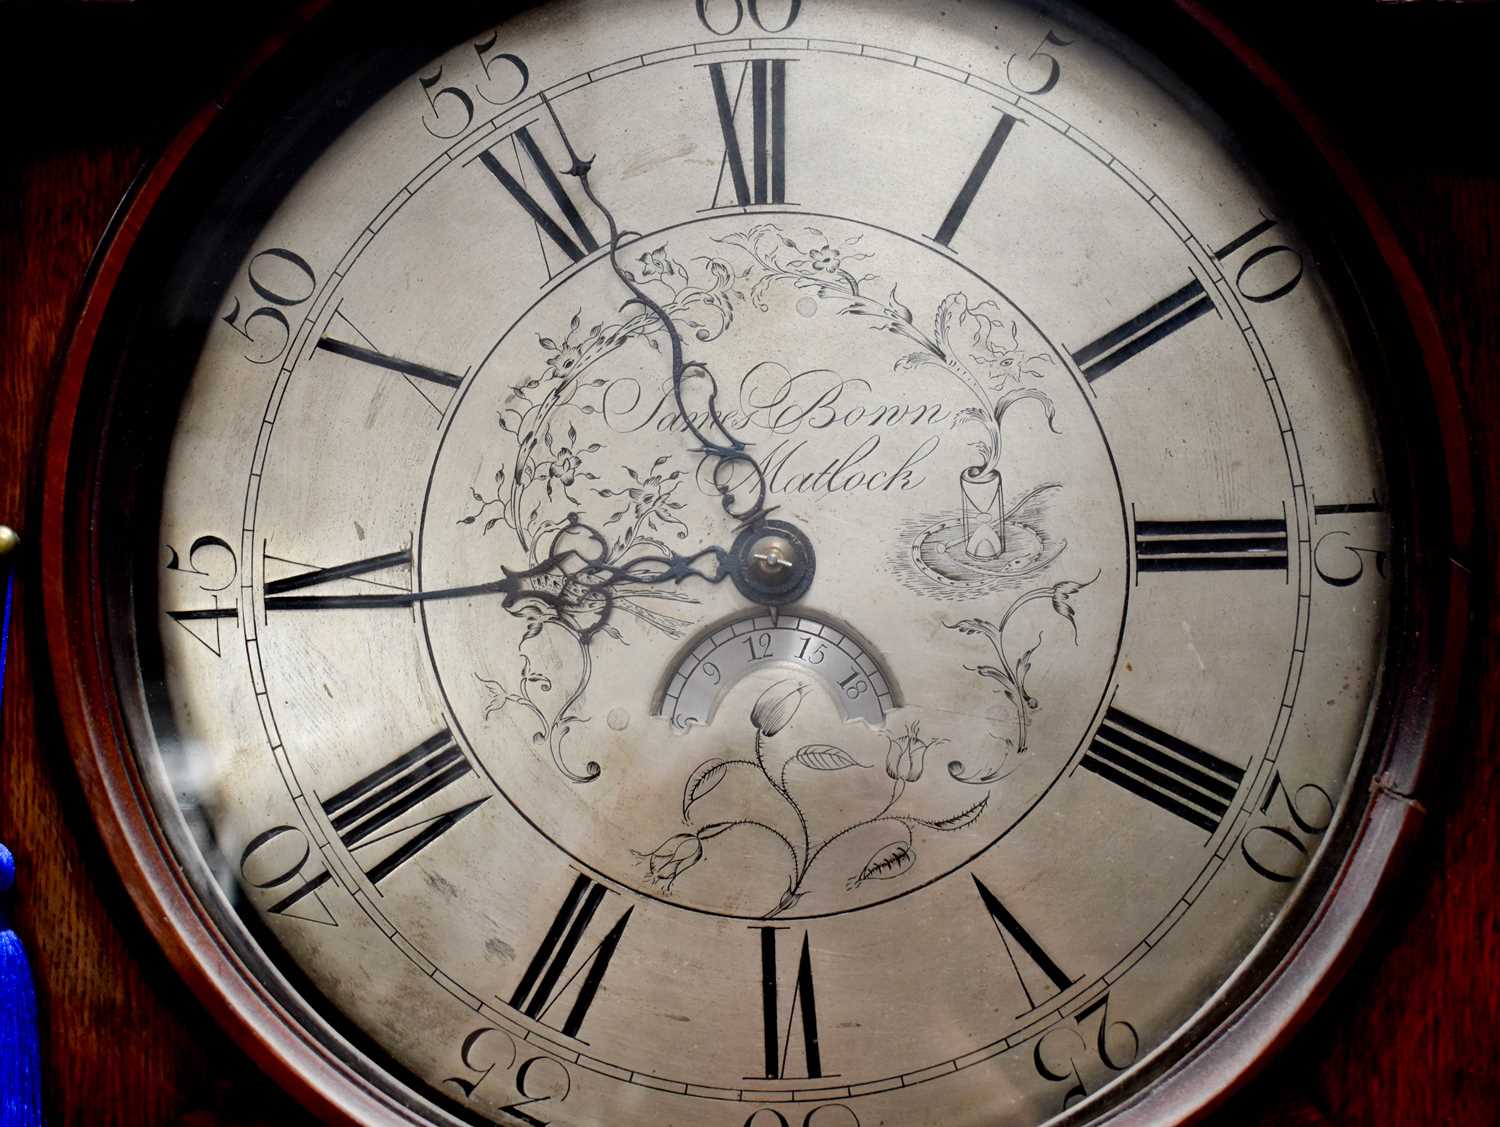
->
{"left": 917, "top": 794, "right": 990, "bottom": 832}
{"left": 682, "top": 758, "right": 729, "bottom": 821}
{"left": 792, "top": 745, "right": 869, "bottom": 772}
{"left": 847, "top": 841, "right": 915, "bottom": 890}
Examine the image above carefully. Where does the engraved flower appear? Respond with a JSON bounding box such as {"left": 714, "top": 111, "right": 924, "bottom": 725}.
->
{"left": 750, "top": 678, "right": 808, "bottom": 738}
{"left": 633, "top": 246, "right": 690, "bottom": 291}
{"left": 885, "top": 721, "right": 948, "bottom": 785}
{"left": 538, "top": 312, "right": 589, "bottom": 384}
{"left": 809, "top": 244, "right": 842, "bottom": 273}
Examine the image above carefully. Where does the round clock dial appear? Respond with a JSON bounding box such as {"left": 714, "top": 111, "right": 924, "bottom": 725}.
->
{"left": 44, "top": 1, "right": 1464, "bottom": 1125}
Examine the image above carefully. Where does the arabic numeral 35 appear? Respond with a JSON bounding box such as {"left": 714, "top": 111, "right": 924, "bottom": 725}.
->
{"left": 445, "top": 1028, "right": 571, "bottom": 1126}
{"left": 1240, "top": 771, "right": 1335, "bottom": 883}
{"left": 221, "top": 247, "right": 317, "bottom": 365}
{"left": 1033, "top": 993, "right": 1140, "bottom": 1110}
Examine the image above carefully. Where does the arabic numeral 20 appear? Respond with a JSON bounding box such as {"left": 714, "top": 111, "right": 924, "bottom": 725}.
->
{"left": 1240, "top": 771, "right": 1335, "bottom": 883}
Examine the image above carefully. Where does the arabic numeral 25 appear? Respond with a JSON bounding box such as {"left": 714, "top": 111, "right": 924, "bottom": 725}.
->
{"left": 1240, "top": 771, "right": 1335, "bottom": 883}
{"left": 1033, "top": 993, "right": 1140, "bottom": 1110}
{"left": 221, "top": 247, "right": 317, "bottom": 365}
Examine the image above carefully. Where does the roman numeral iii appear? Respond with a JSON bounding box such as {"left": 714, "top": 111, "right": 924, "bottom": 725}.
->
{"left": 1081, "top": 708, "right": 1245, "bottom": 835}
{"left": 1135, "top": 516, "right": 1289, "bottom": 575}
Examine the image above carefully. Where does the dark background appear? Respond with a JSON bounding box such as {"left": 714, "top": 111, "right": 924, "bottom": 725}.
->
{"left": 1, "top": 1, "right": 1496, "bottom": 1122}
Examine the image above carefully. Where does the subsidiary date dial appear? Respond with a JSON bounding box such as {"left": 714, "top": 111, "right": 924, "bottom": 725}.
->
{"left": 657, "top": 611, "right": 898, "bottom": 730}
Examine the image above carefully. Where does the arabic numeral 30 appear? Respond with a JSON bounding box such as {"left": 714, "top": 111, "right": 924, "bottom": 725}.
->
{"left": 746, "top": 1105, "right": 860, "bottom": 1127}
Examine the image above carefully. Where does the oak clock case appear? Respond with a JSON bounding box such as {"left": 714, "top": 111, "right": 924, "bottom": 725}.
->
{"left": 41, "top": 2, "right": 1465, "bottom": 1126}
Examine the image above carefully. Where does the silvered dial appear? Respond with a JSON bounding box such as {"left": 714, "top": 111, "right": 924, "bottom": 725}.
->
{"left": 148, "top": 1, "right": 1393, "bottom": 1124}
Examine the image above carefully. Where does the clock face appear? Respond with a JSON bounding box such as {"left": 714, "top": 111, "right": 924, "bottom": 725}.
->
{"left": 97, "top": 0, "right": 1405, "bottom": 1124}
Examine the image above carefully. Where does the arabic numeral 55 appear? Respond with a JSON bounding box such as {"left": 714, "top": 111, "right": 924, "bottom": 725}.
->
{"left": 221, "top": 247, "right": 317, "bottom": 365}
{"left": 417, "top": 32, "right": 530, "bottom": 138}
{"left": 1240, "top": 771, "right": 1335, "bottom": 883}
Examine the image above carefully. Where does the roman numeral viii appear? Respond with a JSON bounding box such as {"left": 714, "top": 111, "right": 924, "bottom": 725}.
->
{"left": 707, "top": 60, "right": 790, "bottom": 209}
{"left": 1071, "top": 278, "right": 1216, "bottom": 382}
{"left": 508, "top": 873, "right": 633, "bottom": 1041}
{"left": 754, "top": 927, "right": 827, "bottom": 1080}
{"left": 1081, "top": 708, "right": 1245, "bottom": 835}
{"left": 322, "top": 730, "right": 487, "bottom": 885}
{"left": 1135, "top": 516, "right": 1289, "bottom": 575}
{"left": 477, "top": 123, "right": 600, "bottom": 275}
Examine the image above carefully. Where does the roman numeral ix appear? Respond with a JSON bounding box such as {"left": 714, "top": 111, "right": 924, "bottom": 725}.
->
{"left": 264, "top": 548, "right": 413, "bottom": 611}
{"left": 1081, "top": 707, "right": 1245, "bottom": 835}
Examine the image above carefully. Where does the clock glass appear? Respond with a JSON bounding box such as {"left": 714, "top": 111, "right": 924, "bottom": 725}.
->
{"left": 90, "top": 1, "right": 1407, "bottom": 1123}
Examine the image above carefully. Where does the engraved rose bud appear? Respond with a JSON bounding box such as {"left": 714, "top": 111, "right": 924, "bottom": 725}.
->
{"left": 633, "top": 832, "right": 702, "bottom": 891}
{"left": 750, "top": 678, "right": 808, "bottom": 739}
{"left": 885, "top": 721, "right": 946, "bottom": 785}
{"left": 633, "top": 824, "right": 732, "bottom": 893}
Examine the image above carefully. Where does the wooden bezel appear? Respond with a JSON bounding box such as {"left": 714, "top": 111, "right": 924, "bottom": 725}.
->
{"left": 39, "top": 2, "right": 1473, "bottom": 1124}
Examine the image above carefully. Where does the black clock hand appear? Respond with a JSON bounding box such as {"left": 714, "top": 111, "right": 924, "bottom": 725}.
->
{"left": 538, "top": 93, "right": 772, "bottom": 528}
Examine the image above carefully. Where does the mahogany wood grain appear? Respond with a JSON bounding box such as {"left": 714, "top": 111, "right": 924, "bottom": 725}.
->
{"left": 1, "top": 2, "right": 1494, "bottom": 1124}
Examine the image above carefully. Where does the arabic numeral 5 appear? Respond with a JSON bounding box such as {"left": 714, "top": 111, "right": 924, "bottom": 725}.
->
{"left": 1033, "top": 993, "right": 1140, "bottom": 1110}
{"left": 445, "top": 1028, "right": 571, "bottom": 1126}
{"left": 221, "top": 247, "right": 317, "bottom": 365}
{"left": 1007, "top": 29, "right": 1074, "bottom": 97}
{"left": 697, "top": 0, "right": 803, "bottom": 36}
{"left": 745, "top": 1105, "right": 860, "bottom": 1127}
{"left": 1240, "top": 771, "right": 1335, "bottom": 883}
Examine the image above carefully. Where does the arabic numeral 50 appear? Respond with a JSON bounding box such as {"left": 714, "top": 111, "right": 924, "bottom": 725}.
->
{"left": 1240, "top": 771, "right": 1335, "bottom": 883}
{"left": 221, "top": 247, "right": 317, "bottom": 365}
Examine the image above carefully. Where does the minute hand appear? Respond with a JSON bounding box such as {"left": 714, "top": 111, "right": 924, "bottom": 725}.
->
{"left": 539, "top": 94, "right": 772, "bottom": 527}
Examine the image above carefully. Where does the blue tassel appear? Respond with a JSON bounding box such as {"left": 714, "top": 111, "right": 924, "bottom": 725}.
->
{"left": 0, "top": 845, "right": 42, "bottom": 1127}
{"left": 0, "top": 536, "right": 41, "bottom": 1127}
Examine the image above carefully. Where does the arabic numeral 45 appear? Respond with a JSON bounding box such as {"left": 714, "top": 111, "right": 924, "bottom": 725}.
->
{"left": 1240, "top": 771, "right": 1335, "bottom": 883}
